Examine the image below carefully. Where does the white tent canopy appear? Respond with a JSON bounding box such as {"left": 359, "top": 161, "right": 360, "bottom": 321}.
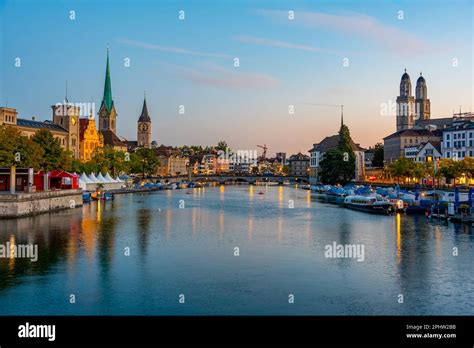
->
{"left": 88, "top": 173, "right": 100, "bottom": 183}
{"left": 104, "top": 173, "right": 117, "bottom": 182}
{"left": 96, "top": 173, "right": 107, "bottom": 183}
{"left": 80, "top": 172, "right": 92, "bottom": 183}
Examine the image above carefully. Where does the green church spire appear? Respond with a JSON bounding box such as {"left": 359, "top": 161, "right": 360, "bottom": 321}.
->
{"left": 102, "top": 48, "right": 113, "bottom": 112}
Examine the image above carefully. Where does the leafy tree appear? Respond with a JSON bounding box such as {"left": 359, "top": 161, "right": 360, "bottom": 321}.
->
{"left": 0, "top": 126, "right": 44, "bottom": 169}
{"left": 32, "top": 129, "right": 64, "bottom": 171}
{"left": 372, "top": 143, "right": 384, "bottom": 167}
{"left": 438, "top": 158, "right": 465, "bottom": 186}
{"left": 130, "top": 148, "right": 159, "bottom": 177}
{"left": 216, "top": 140, "right": 230, "bottom": 153}
{"left": 88, "top": 146, "right": 130, "bottom": 176}
{"left": 387, "top": 158, "right": 413, "bottom": 183}
{"left": 319, "top": 124, "right": 356, "bottom": 184}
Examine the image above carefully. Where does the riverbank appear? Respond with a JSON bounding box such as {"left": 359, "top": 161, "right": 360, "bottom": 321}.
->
{"left": 0, "top": 189, "right": 83, "bottom": 219}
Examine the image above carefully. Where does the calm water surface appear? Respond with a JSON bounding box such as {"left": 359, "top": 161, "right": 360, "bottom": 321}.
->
{"left": 0, "top": 185, "right": 473, "bottom": 315}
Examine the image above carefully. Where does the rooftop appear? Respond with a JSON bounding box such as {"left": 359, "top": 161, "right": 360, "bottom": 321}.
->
{"left": 16, "top": 118, "right": 68, "bottom": 133}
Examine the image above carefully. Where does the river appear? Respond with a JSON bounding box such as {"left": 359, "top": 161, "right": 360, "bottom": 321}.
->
{"left": 0, "top": 185, "right": 473, "bottom": 315}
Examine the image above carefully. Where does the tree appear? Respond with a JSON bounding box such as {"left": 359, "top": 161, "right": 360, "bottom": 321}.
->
{"left": 319, "top": 124, "right": 356, "bottom": 184}
{"left": 0, "top": 126, "right": 44, "bottom": 169}
{"left": 32, "top": 129, "right": 64, "bottom": 171}
{"left": 438, "top": 158, "right": 465, "bottom": 186}
{"left": 387, "top": 158, "right": 413, "bottom": 183}
{"left": 216, "top": 141, "right": 230, "bottom": 153}
{"left": 372, "top": 143, "right": 384, "bottom": 167}
{"left": 130, "top": 148, "right": 159, "bottom": 177}
{"left": 88, "top": 146, "right": 130, "bottom": 175}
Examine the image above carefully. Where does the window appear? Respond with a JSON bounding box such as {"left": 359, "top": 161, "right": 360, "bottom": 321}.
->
{"left": 446, "top": 142, "right": 450, "bottom": 148}
{"left": 446, "top": 152, "right": 450, "bottom": 158}
{"left": 463, "top": 133, "right": 466, "bottom": 139}
{"left": 454, "top": 134, "right": 457, "bottom": 140}
{"left": 470, "top": 140, "right": 473, "bottom": 147}
{"left": 446, "top": 134, "right": 450, "bottom": 140}
{"left": 470, "top": 133, "right": 473, "bottom": 139}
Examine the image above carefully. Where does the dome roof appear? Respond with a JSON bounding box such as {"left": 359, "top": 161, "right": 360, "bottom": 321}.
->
{"left": 401, "top": 71, "right": 410, "bottom": 81}
{"left": 417, "top": 73, "right": 426, "bottom": 84}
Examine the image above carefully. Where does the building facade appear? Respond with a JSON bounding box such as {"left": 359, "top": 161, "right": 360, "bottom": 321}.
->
{"left": 308, "top": 134, "right": 365, "bottom": 183}
{"left": 383, "top": 128, "right": 441, "bottom": 164}
{"left": 288, "top": 153, "right": 309, "bottom": 177}
{"left": 79, "top": 114, "right": 103, "bottom": 162}
{"left": 0, "top": 106, "right": 79, "bottom": 157}
{"left": 404, "top": 141, "right": 442, "bottom": 162}
{"left": 441, "top": 120, "right": 474, "bottom": 160}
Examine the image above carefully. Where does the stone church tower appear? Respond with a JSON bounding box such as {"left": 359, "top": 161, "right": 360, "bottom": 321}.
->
{"left": 52, "top": 100, "right": 80, "bottom": 159}
{"left": 137, "top": 95, "right": 151, "bottom": 148}
{"left": 415, "top": 73, "right": 430, "bottom": 121}
{"left": 98, "top": 49, "right": 117, "bottom": 134}
{"left": 396, "top": 69, "right": 416, "bottom": 131}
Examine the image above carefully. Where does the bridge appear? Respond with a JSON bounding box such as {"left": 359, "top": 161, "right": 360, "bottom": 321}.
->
{"left": 152, "top": 175, "right": 310, "bottom": 185}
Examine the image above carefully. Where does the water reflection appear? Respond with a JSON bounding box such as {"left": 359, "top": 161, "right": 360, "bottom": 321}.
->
{"left": 0, "top": 186, "right": 473, "bottom": 315}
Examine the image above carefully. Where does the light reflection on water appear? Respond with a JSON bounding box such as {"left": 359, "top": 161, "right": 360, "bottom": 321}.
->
{"left": 0, "top": 185, "right": 473, "bottom": 315}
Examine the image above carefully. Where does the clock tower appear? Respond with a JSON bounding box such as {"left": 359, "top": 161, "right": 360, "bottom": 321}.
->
{"left": 137, "top": 95, "right": 152, "bottom": 148}
{"left": 52, "top": 99, "right": 81, "bottom": 159}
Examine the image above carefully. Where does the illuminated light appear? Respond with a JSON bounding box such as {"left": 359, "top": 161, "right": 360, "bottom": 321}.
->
{"left": 396, "top": 213, "right": 401, "bottom": 263}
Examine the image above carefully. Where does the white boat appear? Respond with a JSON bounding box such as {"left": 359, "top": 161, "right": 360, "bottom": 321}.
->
{"left": 343, "top": 195, "right": 394, "bottom": 215}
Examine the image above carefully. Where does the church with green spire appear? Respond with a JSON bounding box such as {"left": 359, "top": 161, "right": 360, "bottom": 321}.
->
{"left": 98, "top": 49, "right": 127, "bottom": 151}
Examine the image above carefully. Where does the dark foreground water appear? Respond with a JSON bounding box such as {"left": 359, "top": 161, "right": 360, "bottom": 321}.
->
{"left": 0, "top": 185, "right": 473, "bottom": 315}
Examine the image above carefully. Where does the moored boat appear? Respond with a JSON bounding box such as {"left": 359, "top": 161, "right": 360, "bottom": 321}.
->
{"left": 343, "top": 195, "right": 394, "bottom": 215}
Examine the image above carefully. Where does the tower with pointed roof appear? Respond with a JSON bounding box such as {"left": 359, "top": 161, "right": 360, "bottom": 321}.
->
{"left": 98, "top": 48, "right": 117, "bottom": 134}
{"left": 415, "top": 72, "right": 430, "bottom": 121}
{"left": 396, "top": 69, "right": 416, "bottom": 131}
{"left": 137, "top": 94, "right": 152, "bottom": 148}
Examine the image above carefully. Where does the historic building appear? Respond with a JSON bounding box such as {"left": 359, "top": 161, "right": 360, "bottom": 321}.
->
{"left": 51, "top": 100, "right": 81, "bottom": 159}
{"left": 154, "top": 145, "right": 188, "bottom": 177}
{"left": 0, "top": 102, "right": 81, "bottom": 159}
{"left": 288, "top": 153, "right": 309, "bottom": 177}
{"left": 308, "top": 134, "right": 365, "bottom": 183}
{"left": 98, "top": 49, "right": 127, "bottom": 152}
{"left": 404, "top": 141, "right": 442, "bottom": 163}
{"left": 441, "top": 120, "right": 474, "bottom": 160}
{"left": 383, "top": 128, "right": 441, "bottom": 164}
{"left": 396, "top": 70, "right": 431, "bottom": 131}
{"left": 137, "top": 96, "right": 152, "bottom": 148}
{"left": 79, "top": 109, "right": 103, "bottom": 162}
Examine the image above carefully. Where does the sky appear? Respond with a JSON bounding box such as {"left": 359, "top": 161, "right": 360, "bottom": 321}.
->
{"left": 0, "top": 0, "right": 473, "bottom": 156}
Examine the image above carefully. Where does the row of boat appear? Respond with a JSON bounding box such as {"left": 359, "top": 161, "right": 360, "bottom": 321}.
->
{"left": 310, "top": 184, "right": 474, "bottom": 216}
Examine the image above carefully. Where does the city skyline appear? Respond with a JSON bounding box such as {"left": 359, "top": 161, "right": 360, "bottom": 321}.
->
{"left": 1, "top": 0, "right": 473, "bottom": 155}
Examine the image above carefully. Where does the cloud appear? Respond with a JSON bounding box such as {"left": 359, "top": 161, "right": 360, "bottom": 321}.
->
{"left": 172, "top": 62, "right": 279, "bottom": 90}
{"left": 258, "top": 10, "right": 431, "bottom": 55}
{"left": 234, "top": 35, "right": 326, "bottom": 53}
{"left": 118, "top": 38, "right": 231, "bottom": 59}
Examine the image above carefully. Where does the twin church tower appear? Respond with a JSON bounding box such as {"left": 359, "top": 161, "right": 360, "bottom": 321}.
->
{"left": 98, "top": 49, "right": 152, "bottom": 148}
{"left": 396, "top": 69, "right": 431, "bottom": 131}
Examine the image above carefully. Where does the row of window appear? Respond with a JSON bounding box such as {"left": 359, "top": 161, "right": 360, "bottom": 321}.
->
{"left": 445, "top": 140, "right": 474, "bottom": 148}
{"left": 3, "top": 115, "right": 15, "bottom": 123}
{"left": 445, "top": 132, "right": 474, "bottom": 140}
{"left": 445, "top": 151, "right": 474, "bottom": 159}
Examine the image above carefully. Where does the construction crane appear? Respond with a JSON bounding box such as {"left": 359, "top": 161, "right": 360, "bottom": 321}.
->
{"left": 257, "top": 144, "right": 268, "bottom": 160}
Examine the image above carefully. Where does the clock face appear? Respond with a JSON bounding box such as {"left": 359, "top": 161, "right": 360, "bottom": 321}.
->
{"left": 71, "top": 117, "right": 77, "bottom": 126}
{"left": 140, "top": 123, "right": 148, "bottom": 131}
